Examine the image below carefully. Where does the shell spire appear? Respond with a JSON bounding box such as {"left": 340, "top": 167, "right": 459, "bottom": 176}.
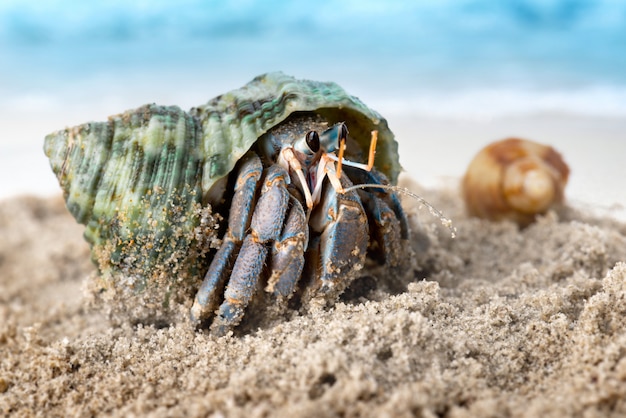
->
{"left": 44, "top": 105, "right": 213, "bottom": 292}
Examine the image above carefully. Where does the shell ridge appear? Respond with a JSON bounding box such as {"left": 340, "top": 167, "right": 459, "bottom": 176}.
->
{"left": 73, "top": 121, "right": 116, "bottom": 226}
{"left": 91, "top": 120, "right": 116, "bottom": 220}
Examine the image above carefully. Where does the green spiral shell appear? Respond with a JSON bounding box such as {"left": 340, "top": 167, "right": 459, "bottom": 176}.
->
{"left": 191, "top": 72, "right": 400, "bottom": 190}
{"left": 44, "top": 72, "right": 401, "bottom": 306}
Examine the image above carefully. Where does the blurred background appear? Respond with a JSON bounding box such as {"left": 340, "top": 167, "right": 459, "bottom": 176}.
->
{"left": 1, "top": 0, "right": 625, "bottom": 217}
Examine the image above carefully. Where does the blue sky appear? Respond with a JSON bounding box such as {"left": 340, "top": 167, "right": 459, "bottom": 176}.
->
{"left": 1, "top": 0, "right": 625, "bottom": 96}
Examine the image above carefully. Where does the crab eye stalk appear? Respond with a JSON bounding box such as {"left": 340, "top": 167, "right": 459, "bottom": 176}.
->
{"left": 318, "top": 122, "right": 347, "bottom": 153}
{"left": 305, "top": 131, "right": 320, "bottom": 153}
{"left": 340, "top": 124, "right": 348, "bottom": 142}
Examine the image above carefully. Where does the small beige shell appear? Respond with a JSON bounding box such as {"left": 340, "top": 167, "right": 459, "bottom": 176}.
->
{"left": 462, "top": 138, "right": 570, "bottom": 226}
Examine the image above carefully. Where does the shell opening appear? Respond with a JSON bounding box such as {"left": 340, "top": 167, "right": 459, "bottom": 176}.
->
{"left": 503, "top": 158, "right": 555, "bottom": 213}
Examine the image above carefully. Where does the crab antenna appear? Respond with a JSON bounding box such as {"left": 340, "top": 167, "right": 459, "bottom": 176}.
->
{"left": 366, "top": 130, "right": 378, "bottom": 171}
{"left": 341, "top": 183, "right": 457, "bottom": 238}
{"left": 336, "top": 138, "right": 346, "bottom": 179}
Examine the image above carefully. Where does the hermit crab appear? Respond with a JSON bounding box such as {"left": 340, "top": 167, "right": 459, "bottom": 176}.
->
{"left": 44, "top": 72, "right": 413, "bottom": 335}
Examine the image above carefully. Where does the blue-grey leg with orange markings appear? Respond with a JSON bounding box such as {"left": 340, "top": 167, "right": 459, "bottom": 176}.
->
{"left": 190, "top": 153, "right": 263, "bottom": 327}
{"left": 265, "top": 194, "right": 308, "bottom": 299}
{"left": 191, "top": 156, "right": 300, "bottom": 335}
{"left": 208, "top": 164, "right": 291, "bottom": 335}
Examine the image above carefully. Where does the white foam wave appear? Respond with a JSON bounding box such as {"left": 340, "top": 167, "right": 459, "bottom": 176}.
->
{"left": 374, "top": 85, "right": 626, "bottom": 119}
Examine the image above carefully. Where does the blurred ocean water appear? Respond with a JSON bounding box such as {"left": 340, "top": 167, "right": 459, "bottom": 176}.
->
{"left": 1, "top": 0, "right": 626, "bottom": 117}
{"left": 0, "top": 0, "right": 625, "bottom": 211}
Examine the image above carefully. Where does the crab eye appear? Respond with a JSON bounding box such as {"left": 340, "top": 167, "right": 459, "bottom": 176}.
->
{"left": 305, "top": 131, "right": 320, "bottom": 153}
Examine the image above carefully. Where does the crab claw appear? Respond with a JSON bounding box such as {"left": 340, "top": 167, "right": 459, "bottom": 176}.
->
{"left": 302, "top": 175, "right": 369, "bottom": 303}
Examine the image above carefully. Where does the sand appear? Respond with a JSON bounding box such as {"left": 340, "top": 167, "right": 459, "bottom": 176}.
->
{"left": 1, "top": 180, "right": 626, "bottom": 417}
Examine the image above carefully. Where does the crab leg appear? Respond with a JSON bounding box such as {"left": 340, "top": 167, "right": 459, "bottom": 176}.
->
{"left": 342, "top": 166, "right": 411, "bottom": 241}
{"left": 265, "top": 194, "right": 308, "bottom": 298}
{"left": 190, "top": 153, "right": 263, "bottom": 326}
{"left": 357, "top": 190, "right": 404, "bottom": 267}
{"left": 209, "top": 165, "right": 291, "bottom": 335}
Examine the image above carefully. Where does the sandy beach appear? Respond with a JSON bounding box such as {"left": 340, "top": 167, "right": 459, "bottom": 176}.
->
{"left": 1, "top": 174, "right": 625, "bottom": 416}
